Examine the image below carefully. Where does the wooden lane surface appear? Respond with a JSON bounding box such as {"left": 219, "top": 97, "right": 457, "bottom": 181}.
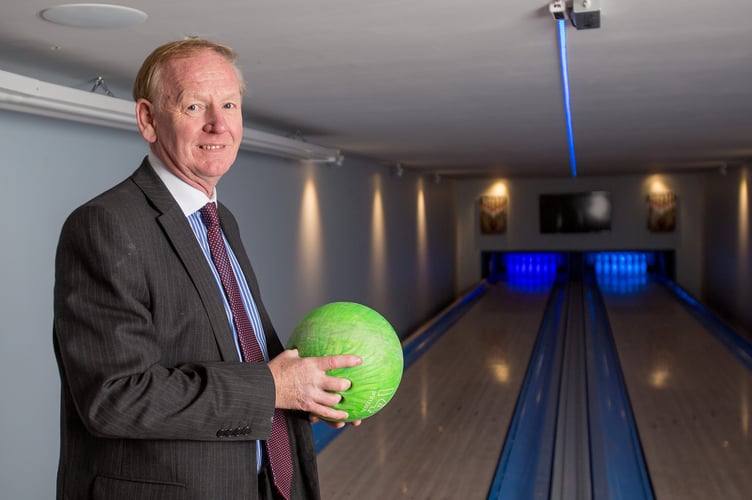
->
{"left": 316, "top": 282, "right": 551, "bottom": 499}
{"left": 602, "top": 283, "right": 752, "bottom": 500}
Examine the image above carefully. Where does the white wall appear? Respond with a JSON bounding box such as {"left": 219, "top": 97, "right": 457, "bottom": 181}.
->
{"left": 0, "top": 109, "right": 456, "bottom": 499}
{"left": 455, "top": 174, "right": 705, "bottom": 296}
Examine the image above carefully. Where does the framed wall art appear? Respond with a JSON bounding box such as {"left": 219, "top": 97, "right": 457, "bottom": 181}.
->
{"left": 480, "top": 195, "right": 507, "bottom": 234}
{"left": 647, "top": 191, "right": 676, "bottom": 232}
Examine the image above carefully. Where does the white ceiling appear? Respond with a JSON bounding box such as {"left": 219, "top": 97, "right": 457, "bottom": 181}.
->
{"left": 1, "top": 0, "right": 751, "bottom": 178}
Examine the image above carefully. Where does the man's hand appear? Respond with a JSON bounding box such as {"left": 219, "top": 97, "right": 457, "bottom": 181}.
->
{"left": 268, "top": 349, "right": 362, "bottom": 422}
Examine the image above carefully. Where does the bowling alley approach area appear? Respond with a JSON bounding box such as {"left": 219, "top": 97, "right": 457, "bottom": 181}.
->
{"left": 315, "top": 251, "right": 752, "bottom": 500}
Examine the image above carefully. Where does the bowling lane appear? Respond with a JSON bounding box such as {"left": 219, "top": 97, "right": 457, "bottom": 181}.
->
{"left": 602, "top": 282, "right": 752, "bottom": 500}
{"left": 317, "top": 281, "right": 551, "bottom": 499}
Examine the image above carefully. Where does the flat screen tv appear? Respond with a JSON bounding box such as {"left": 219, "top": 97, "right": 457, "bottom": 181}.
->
{"left": 539, "top": 191, "right": 611, "bottom": 233}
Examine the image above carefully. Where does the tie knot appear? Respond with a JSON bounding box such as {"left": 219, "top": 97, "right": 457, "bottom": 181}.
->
{"left": 199, "top": 202, "right": 220, "bottom": 228}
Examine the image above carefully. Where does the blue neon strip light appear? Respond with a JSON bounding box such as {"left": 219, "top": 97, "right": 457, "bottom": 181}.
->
{"left": 557, "top": 19, "right": 577, "bottom": 177}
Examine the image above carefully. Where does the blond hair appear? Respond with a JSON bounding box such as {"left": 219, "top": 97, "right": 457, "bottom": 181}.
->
{"left": 132, "top": 38, "right": 246, "bottom": 105}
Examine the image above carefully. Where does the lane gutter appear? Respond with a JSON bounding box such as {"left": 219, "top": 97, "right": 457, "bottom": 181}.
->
{"left": 487, "top": 276, "right": 567, "bottom": 499}
{"left": 585, "top": 274, "right": 655, "bottom": 499}
{"left": 656, "top": 276, "right": 752, "bottom": 371}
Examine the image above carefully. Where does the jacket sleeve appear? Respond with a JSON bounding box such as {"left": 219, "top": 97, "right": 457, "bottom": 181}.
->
{"left": 54, "top": 201, "right": 275, "bottom": 441}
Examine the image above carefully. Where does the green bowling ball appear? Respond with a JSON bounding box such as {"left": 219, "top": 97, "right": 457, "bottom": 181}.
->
{"left": 287, "top": 302, "right": 403, "bottom": 422}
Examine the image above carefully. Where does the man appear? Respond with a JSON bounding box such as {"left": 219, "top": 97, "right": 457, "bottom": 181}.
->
{"left": 53, "top": 39, "right": 361, "bottom": 500}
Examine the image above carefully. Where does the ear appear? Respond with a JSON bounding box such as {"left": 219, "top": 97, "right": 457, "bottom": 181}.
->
{"left": 135, "top": 98, "right": 158, "bottom": 143}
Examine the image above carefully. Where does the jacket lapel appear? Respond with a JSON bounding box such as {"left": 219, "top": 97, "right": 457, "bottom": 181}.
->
{"left": 130, "top": 158, "right": 240, "bottom": 361}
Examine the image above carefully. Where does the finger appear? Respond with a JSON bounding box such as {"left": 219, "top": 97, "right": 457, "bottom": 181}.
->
{"left": 315, "top": 354, "right": 363, "bottom": 371}
{"left": 316, "top": 389, "right": 344, "bottom": 408}
{"left": 310, "top": 403, "right": 349, "bottom": 423}
{"left": 321, "top": 374, "right": 352, "bottom": 393}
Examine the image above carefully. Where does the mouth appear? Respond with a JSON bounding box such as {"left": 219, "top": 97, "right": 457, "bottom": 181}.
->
{"left": 199, "top": 144, "right": 225, "bottom": 151}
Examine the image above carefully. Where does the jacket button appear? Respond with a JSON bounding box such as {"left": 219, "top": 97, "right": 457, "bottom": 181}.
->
{"left": 216, "top": 429, "right": 226, "bottom": 438}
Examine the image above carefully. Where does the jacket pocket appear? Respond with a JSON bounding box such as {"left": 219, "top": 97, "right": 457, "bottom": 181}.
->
{"left": 92, "top": 474, "right": 186, "bottom": 500}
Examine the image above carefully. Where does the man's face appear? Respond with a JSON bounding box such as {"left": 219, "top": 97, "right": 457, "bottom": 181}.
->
{"left": 137, "top": 50, "right": 243, "bottom": 196}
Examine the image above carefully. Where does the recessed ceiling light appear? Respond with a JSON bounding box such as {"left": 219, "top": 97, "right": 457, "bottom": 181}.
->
{"left": 40, "top": 3, "right": 148, "bottom": 29}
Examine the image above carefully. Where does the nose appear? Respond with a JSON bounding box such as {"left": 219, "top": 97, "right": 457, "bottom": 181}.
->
{"left": 203, "top": 106, "right": 227, "bottom": 134}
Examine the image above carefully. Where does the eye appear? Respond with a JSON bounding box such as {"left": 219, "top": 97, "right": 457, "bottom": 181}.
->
{"left": 186, "top": 104, "right": 199, "bottom": 112}
{"left": 223, "top": 102, "right": 237, "bottom": 110}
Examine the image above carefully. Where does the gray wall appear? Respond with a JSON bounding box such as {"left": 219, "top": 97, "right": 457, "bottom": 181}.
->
{"left": 455, "top": 174, "right": 705, "bottom": 296}
{"left": 0, "top": 111, "right": 146, "bottom": 499}
{"left": 702, "top": 166, "right": 752, "bottom": 333}
{"left": 0, "top": 109, "right": 457, "bottom": 499}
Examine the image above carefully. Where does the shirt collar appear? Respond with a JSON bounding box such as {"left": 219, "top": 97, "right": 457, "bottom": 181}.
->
{"left": 148, "top": 153, "right": 217, "bottom": 216}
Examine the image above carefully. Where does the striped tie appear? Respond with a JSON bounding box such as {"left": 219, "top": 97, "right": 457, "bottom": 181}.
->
{"left": 200, "top": 202, "right": 293, "bottom": 500}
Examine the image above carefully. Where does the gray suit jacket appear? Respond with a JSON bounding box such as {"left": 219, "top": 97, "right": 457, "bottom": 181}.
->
{"left": 53, "top": 158, "right": 319, "bottom": 499}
